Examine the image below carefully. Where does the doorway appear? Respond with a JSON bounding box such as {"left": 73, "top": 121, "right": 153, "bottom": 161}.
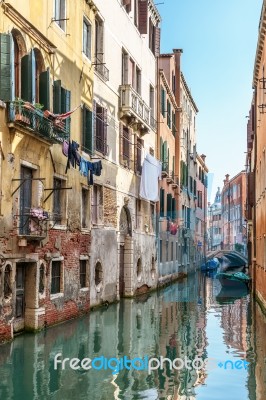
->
{"left": 119, "top": 245, "right": 125, "bottom": 297}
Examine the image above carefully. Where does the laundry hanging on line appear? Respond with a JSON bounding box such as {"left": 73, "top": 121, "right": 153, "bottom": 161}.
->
{"left": 139, "top": 153, "right": 162, "bottom": 202}
{"left": 79, "top": 157, "right": 102, "bottom": 185}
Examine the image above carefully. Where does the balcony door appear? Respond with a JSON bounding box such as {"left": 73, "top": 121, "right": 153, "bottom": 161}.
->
{"left": 20, "top": 166, "right": 32, "bottom": 235}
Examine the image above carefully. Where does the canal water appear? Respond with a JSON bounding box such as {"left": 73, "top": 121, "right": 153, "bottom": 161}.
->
{"left": 0, "top": 272, "right": 265, "bottom": 400}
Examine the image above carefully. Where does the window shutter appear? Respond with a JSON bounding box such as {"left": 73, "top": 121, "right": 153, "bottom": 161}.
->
{"left": 53, "top": 80, "right": 61, "bottom": 113}
{"left": 154, "top": 27, "right": 160, "bottom": 57}
{"left": 93, "top": 100, "right": 97, "bottom": 150}
{"left": 138, "top": 0, "right": 148, "bottom": 34}
{"left": 160, "top": 137, "right": 163, "bottom": 161}
{"left": 160, "top": 188, "right": 165, "bottom": 217}
{"left": 129, "top": 128, "right": 134, "bottom": 170}
{"left": 172, "top": 198, "right": 176, "bottom": 220}
{"left": 103, "top": 107, "right": 107, "bottom": 155}
{"left": 119, "top": 122, "right": 124, "bottom": 164}
{"left": 21, "top": 53, "right": 33, "bottom": 102}
{"left": 31, "top": 50, "right": 36, "bottom": 104}
{"left": 0, "top": 33, "right": 13, "bottom": 101}
{"left": 172, "top": 155, "right": 175, "bottom": 176}
{"left": 167, "top": 194, "right": 172, "bottom": 219}
{"left": 65, "top": 89, "right": 71, "bottom": 132}
{"left": 161, "top": 87, "right": 165, "bottom": 115}
{"left": 83, "top": 107, "right": 93, "bottom": 155}
{"left": 39, "top": 69, "right": 50, "bottom": 110}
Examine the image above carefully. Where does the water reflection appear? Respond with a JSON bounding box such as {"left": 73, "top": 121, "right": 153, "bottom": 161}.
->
{"left": 0, "top": 273, "right": 265, "bottom": 399}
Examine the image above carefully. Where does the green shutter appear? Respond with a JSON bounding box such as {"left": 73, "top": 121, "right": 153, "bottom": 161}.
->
{"left": 21, "top": 53, "right": 33, "bottom": 102}
{"left": 160, "top": 188, "right": 165, "bottom": 217}
{"left": 0, "top": 33, "right": 13, "bottom": 101}
{"left": 83, "top": 107, "right": 93, "bottom": 154}
{"left": 180, "top": 161, "right": 183, "bottom": 185}
{"left": 65, "top": 89, "right": 71, "bottom": 132}
{"left": 167, "top": 194, "right": 172, "bottom": 218}
{"left": 172, "top": 198, "right": 176, "bottom": 220}
{"left": 53, "top": 80, "right": 61, "bottom": 113}
{"left": 160, "top": 137, "right": 163, "bottom": 161}
{"left": 161, "top": 87, "right": 165, "bottom": 115}
{"left": 39, "top": 69, "right": 50, "bottom": 110}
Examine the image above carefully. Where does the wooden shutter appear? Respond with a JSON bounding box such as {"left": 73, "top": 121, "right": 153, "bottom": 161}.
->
{"left": 39, "top": 69, "right": 50, "bottom": 110}
{"left": 138, "top": 0, "right": 148, "bottom": 34}
{"left": 83, "top": 107, "right": 93, "bottom": 154}
{"left": 53, "top": 80, "right": 61, "bottom": 113}
{"left": 167, "top": 194, "right": 172, "bottom": 218}
{"left": 172, "top": 198, "right": 176, "bottom": 220}
{"left": 0, "top": 33, "right": 13, "bottom": 101}
{"left": 160, "top": 137, "right": 163, "bottom": 161}
{"left": 65, "top": 89, "right": 71, "bottom": 132}
{"left": 21, "top": 53, "right": 33, "bottom": 102}
{"left": 160, "top": 188, "right": 165, "bottom": 217}
{"left": 93, "top": 100, "right": 97, "bottom": 151}
{"left": 248, "top": 172, "right": 255, "bottom": 207}
{"left": 154, "top": 27, "right": 160, "bottom": 57}
{"left": 119, "top": 122, "right": 124, "bottom": 164}
{"left": 103, "top": 107, "right": 107, "bottom": 155}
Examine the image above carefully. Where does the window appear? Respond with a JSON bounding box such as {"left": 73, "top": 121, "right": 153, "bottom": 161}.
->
{"left": 4, "top": 265, "right": 12, "bottom": 299}
{"left": 94, "top": 102, "right": 107, "bottom": 155}
{"left": 136, "top": 138, "right": 142, "bottom": 174}
{"left": 160, "top": 188, "right": 165, "bottom": 217}
{"left": 94, "top": 18, "right": 108, "bottom": 81}
{"left": 167, "top": 100, "right": 171, "bottom": 128}
{"left": 51, "top": 261, "right": 62, "bottom": 294}
{"left": 136, "top": 66, "right": 141, "bottom": 95}
{"left": 91, "top": 184, "right": 103, "bottom": 225}
{"left": 39, "top": 264, "right": 45, "bottom": 294}
{"left": 81, "top": 188, "right": 90, "bottom": 228}
{"left": 167, "top": 194, "right": 172, "bottom": 219}
{"left": 53, "top": 178, "right": 65, "bottom": 225}
{"left": 150, "top": 85, "right": 155, "bottom": 122}
{"left": 149, "top": 18, "right": 155, "bottom": 54}
{"left": 80, "top": 260, "right": 87, "bottom": 288}
{"left": 161, "top": 86, "right": 166, "bottom": 115}
{"left": 197, "top": 190, "right": 203, "bottom": 209}
{"left": 95, "top": 262, "right": 103, "bottom": 286}
{"left": 136, "top": 0, "right": 148, "bottom": 34}
{"left": 120, "top": 123, "right": 133, "bottom": 169}
{"left": 122, "top": 0, "right": 131, "bottom": 13}
{"left": 20, "top": 166, "right": 33, "bottom": 235}
{"left": 137, "top": 258, "right": 142, "bottom": 281}
{"left": 53, "top": 81, "right": 71, "bottom": 132}
{"left": 83, "top": 18, "right": 92, "bottom": 60}
{"left": 82, "top": 106, "right": 93, "bottom": 154}
{"left": 54, "top": 0, "right": 66, "bottom": 31}
{"left": 172, "top": 111, "right": 176, "bottom": 136}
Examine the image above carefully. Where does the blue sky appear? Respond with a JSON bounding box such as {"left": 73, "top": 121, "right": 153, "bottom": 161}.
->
{"left": 158, "top": 0, "right": 262, "bottom": 201}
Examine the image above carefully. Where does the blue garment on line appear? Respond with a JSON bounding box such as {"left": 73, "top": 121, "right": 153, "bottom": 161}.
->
{"left": 79, "top": 157, "right": 89, "bottom": 177}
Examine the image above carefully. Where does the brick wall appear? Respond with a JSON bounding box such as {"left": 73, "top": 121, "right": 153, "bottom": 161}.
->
{"left": 103, "top": 187, "right": 117, "bottom": 227}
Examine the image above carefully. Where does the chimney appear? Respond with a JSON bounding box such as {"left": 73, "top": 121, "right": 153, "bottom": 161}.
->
{"left": 200, "top": 154, "right": 206, "bottom": 162}
{"left": 225, "top": 174, "right": 230, "bottom": 182}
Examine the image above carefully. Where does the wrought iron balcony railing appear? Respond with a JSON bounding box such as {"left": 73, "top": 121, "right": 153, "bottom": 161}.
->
{"left": 119, "top": 85, "right": 156, "bottom": 133}
{"left": 7, "top": 101, "right": 70, "bottom": 143}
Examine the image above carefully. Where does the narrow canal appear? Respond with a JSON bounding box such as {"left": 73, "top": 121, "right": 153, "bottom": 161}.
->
{"left": 0, "top": 272, "right": 265, "bottom": 400}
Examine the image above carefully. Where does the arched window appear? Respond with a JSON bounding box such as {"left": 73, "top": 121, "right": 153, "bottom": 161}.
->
{"left": 39, "top": 263, "right": 45, "bottom": 294}
{"left": 4, "top": 264, "right": 12, "bottom": 299}
{"left": 95, "top": 262, "right": 103, "bottom": 287}
{"left": 137, "top": 258, "right": 142, "bottom": 281}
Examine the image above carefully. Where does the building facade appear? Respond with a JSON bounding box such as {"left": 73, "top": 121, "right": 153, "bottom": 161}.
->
{"left": 221, "top": 172, "right": 247, "bottom": 254}
{"left": 207, "top": 187, "right": 222, "bottom": 251}
{"left": 195, "top": 154, "right": 208, "bottom": 263}
{"left": 249, "top": 0, "right": 266, "bottom": 310}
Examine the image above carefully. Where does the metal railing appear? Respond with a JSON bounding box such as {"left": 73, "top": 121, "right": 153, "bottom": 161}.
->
{"left": 94, "top": 63, "right": 109, "bottom": 82}
{"left": 7, "top": 101, "right": 70, "bottom": 143}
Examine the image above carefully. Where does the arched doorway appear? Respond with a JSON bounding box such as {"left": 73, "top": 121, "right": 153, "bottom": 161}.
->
{"left": 119, "top": 205, "right": 132, "bottom": 297}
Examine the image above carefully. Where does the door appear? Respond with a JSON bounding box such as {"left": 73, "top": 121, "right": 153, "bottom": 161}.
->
{"left": 14, "top": 263, "right": 25, "bottom": 332}
{"left": 119, "top": 245, "right": 125, "bottom": 297}
{"left": 20, "top": 166, "right": 33, "bottom": 235}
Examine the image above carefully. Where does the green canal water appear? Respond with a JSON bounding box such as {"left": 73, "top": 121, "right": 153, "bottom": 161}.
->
{"left": 0, "top": 272, "right": 265, "bottom": 400}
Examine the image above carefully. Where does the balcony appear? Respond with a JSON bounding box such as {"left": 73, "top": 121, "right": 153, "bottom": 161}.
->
{"left": 94, "top": 63, "right": 109, "bottom": 82}
{"left": 119, "top": 85, "right": 156, "bottom": 134}
{"left": 161, "top": 162, "right": 169, "bottom": 177}
{"left": 166, "top": 170, "right": 174, "bottom": 184}
{"left": 7, "top": 101, "right": 70, "bottom": 144}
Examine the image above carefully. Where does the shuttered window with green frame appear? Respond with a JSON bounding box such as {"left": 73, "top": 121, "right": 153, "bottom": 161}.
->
{"left": 82, "top": 106, "right": 93, "bottom": 155}
{"left": 0, "top": 33, "right": 13, "bottom": 101}
{"left": 53, "top": 80, "right": 71, "bottom": 132}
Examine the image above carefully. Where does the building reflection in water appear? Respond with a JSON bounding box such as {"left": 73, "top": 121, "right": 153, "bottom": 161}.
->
{"left": 0, "top": 273, "right": 265, "bottom": 400}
